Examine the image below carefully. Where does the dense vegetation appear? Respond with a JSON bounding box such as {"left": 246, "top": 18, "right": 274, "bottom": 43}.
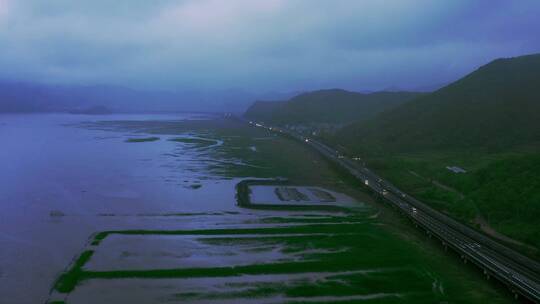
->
{"left": 244, "top": 89, "right": 422, "bottom": 125}
{"left": 363, "top": 151, "right": 540, "bottom": 254}
{"left": 471, "top": 154, "right": 540, "bottom": 248}
{"left": 331, "top": 53, "right": 540, "bottom": 253}
{"left": 336, "top": 53, "right": 540, "bottom": 154}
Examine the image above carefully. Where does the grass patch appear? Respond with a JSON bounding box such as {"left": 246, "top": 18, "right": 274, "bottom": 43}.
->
{"left": 53, "top": 250, "right": 94, "bottom": 293}
{"left": 125, "top": 137, "right": 160, "bottom": 143}
{"left": 168, "top": 137, "right": 216, "bottom": 148}
{"left": 89, "top": 223, "right": 377, "bottom": 240}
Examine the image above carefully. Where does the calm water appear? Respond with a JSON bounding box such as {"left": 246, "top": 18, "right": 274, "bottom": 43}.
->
{"left": 0, "top": 113, "right": 243, "bottom": 303}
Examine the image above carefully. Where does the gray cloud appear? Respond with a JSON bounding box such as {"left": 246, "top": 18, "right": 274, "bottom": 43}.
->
{"left": 0, "top": 0, "right": 539, "bottom": 93}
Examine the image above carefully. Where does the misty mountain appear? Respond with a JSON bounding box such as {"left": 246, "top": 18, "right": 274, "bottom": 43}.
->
{"left": 0, "top": 81, "right": 296, "bottom": 113}
{"left": 383, "top": 82, "right": 448, "bottom": 93}
{"left": 335, "top": 53, "right": 540, "bottom": 154}
{"left": 244, "top": 89, "right": 422, "bottom": 125}
{"left": 243, "top": 100, "right": 287, "bottom": 123}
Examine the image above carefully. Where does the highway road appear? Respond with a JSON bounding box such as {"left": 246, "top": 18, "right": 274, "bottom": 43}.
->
{"left": 243, "top": 118, "right": 540, "bottom": 303}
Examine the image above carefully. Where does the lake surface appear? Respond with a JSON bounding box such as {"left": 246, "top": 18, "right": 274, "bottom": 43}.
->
{"left": 0, "top": 113, "right": 247, "bottom": 303}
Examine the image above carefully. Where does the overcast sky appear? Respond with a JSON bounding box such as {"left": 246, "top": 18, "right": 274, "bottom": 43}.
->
{"left": 0, "top": 0, "right": 539, "bottom": 93}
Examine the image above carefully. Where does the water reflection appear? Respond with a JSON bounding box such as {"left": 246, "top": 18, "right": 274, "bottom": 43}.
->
{"left": 0, "top": 113, "right": 240, "bottom": 303}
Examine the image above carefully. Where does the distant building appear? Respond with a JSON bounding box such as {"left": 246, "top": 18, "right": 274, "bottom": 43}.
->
{"left": 446, "top": 166, "right": 467, "bottom": 173}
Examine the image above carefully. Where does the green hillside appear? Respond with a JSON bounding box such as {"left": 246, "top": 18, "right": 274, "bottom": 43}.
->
{"left": 333, "top": 53, "right": 540, "bottom": 254}
{"left": 244, "top": 89, "right": 422, "bottom": 125}
{"left": 470, "top": 154, "right": 540, "bottom": 247}
{"left": 337, "top": 53, "right": 540, "bottom": 154}
{"left": 358, "top": 150, "right": 540, "bottom": 255}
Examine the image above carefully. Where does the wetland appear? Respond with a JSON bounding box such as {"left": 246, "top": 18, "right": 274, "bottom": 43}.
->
{"left": 0, "top": 113, "right": 513, "bottom": 303}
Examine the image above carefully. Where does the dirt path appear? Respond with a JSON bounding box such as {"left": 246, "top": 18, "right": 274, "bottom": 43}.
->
{"left": 409, "top": 171, "right": 465, "bottom": 199}
{"left": 474, "top": 215, "right": 538, "bottom": 252}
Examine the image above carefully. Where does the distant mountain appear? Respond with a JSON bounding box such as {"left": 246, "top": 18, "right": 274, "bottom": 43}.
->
{"left": 244, "top": 100, "right": 287, "bottom": 123}
{"left": 69, "top": 105, "right": 113, "bottom": 115}
{"left": 0, "top": 82, "right": 295, "bottom": 114}
{"left": 383, "top": 82, "right": 448, "bottom": 93}
{"left": 244, "top": 89, "right": 422, "bottom": 125}
{"left": 336, "top": 53, "right": 540, "bottom": 153}
{"left": 0, "top": 82, "right": 183, "bottom": 113}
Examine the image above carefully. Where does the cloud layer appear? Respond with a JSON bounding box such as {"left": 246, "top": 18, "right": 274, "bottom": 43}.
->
{"left": 0, "top": 0, "right": 539, "bottom": 92}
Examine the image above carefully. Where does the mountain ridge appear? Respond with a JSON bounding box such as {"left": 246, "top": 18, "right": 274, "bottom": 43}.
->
{"left": 244, "top": 89, "right": 423, "bottom": 125}
{"left": 335, "top": 53, "right": 540, "bottom": 154}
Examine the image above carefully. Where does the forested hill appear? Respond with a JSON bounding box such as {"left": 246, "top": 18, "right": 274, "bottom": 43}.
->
{"left": 244, "top": 89, "right": 422, "bottom": 125}
{"left": 335, "top": 53, "right": 540, "bottom": 154}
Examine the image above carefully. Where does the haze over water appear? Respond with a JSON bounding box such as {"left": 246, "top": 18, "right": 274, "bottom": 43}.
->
{"left": 0, "top": 113, "right": 241, "bottom": 302}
